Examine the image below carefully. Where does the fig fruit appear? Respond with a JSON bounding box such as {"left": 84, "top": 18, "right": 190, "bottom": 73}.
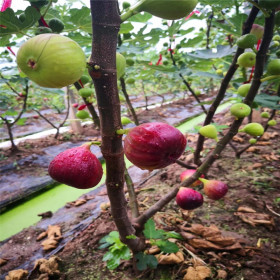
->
{"left": 199, "top": 178, "right": 228, "bottom": 200}
{"left": 72, "top": 103, "right": 79, "bottom": 108}
{"left": 250, "top": 24, "right": 264, "bottom": 40}
{"left": 237, "top": 83, "right": 251, "bottom": 97}
{"left": 79, "top": 75, "right": 90, "bottom": 85}
{"left": 78, "top": 88, "right": 94, "bottom": 98}
{"left": 230, "top": 103, "right": 251, "bottom": 119}
{"left": 126, "top": 58, "right": 135, "bottom": 66}
{"left": 199, "top": 124, "right": 218, "bottom": 141}
{"left": 216, "top": 69, "right": 223, "bottom": 75}
{"left": 237, "top": 52, "right": 256, "bottom": 68}
{"left": 259, "top": 0, "right": 280, "bottom": 9}
{"left": 267, "top": 119, "right": 277, "bottom": 126}
{"left": 124, "top": 122, "right": 187, "bottom": 170}
{"left": 116, "top": 52, "right": 126, "bottom": 79}
{"left": 17, "top": 34, "right": 86, "bottom": 88}
{"left": 260, "top": 111, "right": 270, "bottom": 118}
{"left": 48, "top": 143, "right": 103, "bottom": 189}
{"left": 176, "top": 188, "right": 203, "bottom": 210}
{"left": 126, "top": 78, "right": 135, "bottom": 84}
{"left": 239, "top": 123, "right": 264, "bottom": 137}
{"left": 123, "top": 1, "right": 131, "bottom": 9}
{"left": 180, "top": 169, "right": 204, "bottom": 188}
{"left": 140, "top": 0, "right": 198, "bottom": 20}
{"left": 49, "top": 18, "right": 64, "bottom": 33}
{"left": 273, "top": 35, "right": 280, "bottom": 41}
{"left": 121, "top": 116, "right": 133, "bottom": 125}
{"left": 236, "top": 34, "right": 257, "bottom": 49}
{"left": 267, "top": 59, "right": 280, "bottom": 75}
{"left": 249, "top": 138, "right": 257, "bottom": 144}
{"left": 76, "top": 110, "right": 90, "bottom": 119}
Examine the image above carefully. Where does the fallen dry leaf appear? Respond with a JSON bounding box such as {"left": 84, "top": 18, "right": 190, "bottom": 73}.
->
{"left": 217, "top": 269, "right": 227, "bottom": 279}
{"left": 39, "top": 225, "right": 62, "bottom": 251}
{"left": 156, "top": 251, "right": 184, "bottom": 265}
{"left": 246, "top": 147, "right": 260, "bottom": 153}
{"left": 261, "top": 131, "right": 278, "bottom": 140}
{"left": 33, "top": 256, "right": 61, "bottom": 276}
{"left": 5, "top": 269, "right": 28, "bottom": 280}
{"left": 146, "top": 245, "right": 161, "bottom": 255}
{"left": 0, "top": 258, "right": 8, "bottom": 266}
{"left": 36, "top": 231, "right": 48, "bottom": 241}
{"left": 46, "top": 225, "right": 62, "bottom": 240}
{"left": 255, "top": 141, "right": 271, "bottom": 146}
{"left": 232, "top": 135, "right": 244, "bottom": 143}
{"left": 74, "top": 199, "right": 87, "bottom": 207}
{"left": 237, "top": 206, "right": 256, "bottom": 213}
{"left": 247, "top": 163, "right": 263, "bottom": 171}
{"left": 262, "top": 153, "right": 279, "bottom": 161}
{"left": 183, "top": 266, "right": 211, "bottom": 280}
{"left": 41, "top": 238, "right": 59, "bottom": 251}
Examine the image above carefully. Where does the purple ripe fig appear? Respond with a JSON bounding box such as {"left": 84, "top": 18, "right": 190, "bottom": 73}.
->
{"left": 199, "top": 178, "right": 228, "bottom": 200}
{"left": 176, "top": 187, "right": 204, "bottom": 210}
{"left": 250, "top": 24, "right": 264, "bottom": 40}
{"left": 180, "top": 169, "right": 204, "bottom": 188}
{"left": 48, "top": 143, "right": 103, "bottom": 189}
{"left": 124, "top": 122, "right": 187, "bottom": 170}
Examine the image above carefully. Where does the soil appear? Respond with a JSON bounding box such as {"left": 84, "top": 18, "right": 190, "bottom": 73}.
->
{"left": 0, "top": 96, "right": 280, "bottom": 280}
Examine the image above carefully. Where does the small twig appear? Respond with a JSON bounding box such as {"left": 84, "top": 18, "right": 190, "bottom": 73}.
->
{"left": 266, "top": 203, "right": 280, "bottom": 217}
{"left": 175, "top": 159, "right": 197, "bottom": 170}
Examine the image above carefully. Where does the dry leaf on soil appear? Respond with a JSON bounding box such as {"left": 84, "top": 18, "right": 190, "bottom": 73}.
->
{"left": 33, "top": 256, "right": 61, "bottom": 276}
{"left": 217, "top": 269, "right": 228, "bottom": 279}
{"left": 0, "top": 258, "right": 8, "bottom": 266}
{"left": 261, "top": 131, "right": 278, "bottom": 140}
{"left": 39, "top": 225, "right": 62, "bottom": 251}
{"left": 183, "top": 266, "right": 211, "bottom": 280}
{"left": 232, "top": 136, "right": 244, "bottom": 143}
{"left": 5, "top": 269, "right": 28, "bottom": 280}
{"left": 156, "top": 251, "right": 184, "bottom": 265}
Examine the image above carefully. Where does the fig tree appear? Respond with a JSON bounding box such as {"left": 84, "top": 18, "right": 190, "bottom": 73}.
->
{"left": 237, "top": 52, "right": 256, "bottom": 68}
{"left": 140, "top": 0, "right": 198, "bottom": 20}
{"left": 176, "top": 188, "right": 204, "bottom": 210}
{"left": 124, "top": 122, "right": 187, "bottom": 170}
{"left": 48, "top": 143, "right": 103, "bottom": 189}
{"left": 17, "top": 34, "right": 86, "bottom": 88}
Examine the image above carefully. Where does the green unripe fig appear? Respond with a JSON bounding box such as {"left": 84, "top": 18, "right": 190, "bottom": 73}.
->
{"left": 140, "top": 0, "right": 198, "bottom": 20}
{"left": 250, "top": 24, "right": 264, "bottom": 40}
{"left": 218, "top": 64, "right": 224, "bottom": 69}
{"left": 16, "top": 34, "right": 86, "bottom": 88}
{"left": 119, "top": 94, "right": 126, "bottom": 102}
{"left": 239, "top": 123, "right": 264, "bottom": 137}
{"left": 116, "top": 53, "right": 126, "bottom": 79}
{"left": 122, "top": 1, "right": 131, "bottom": 9}
{"left": 267, "top": 119, "right": 277, "bottom": 126}
{"left": 237, "top": 52, "right": 256, "bottom": 68}
{"left": 163, "top": 60, "right": 169, "bottom": 66}
{"left": 273, "top": 35, "right": 280, "bottom": 41}
{"left": 267, "top": 59, "right": 280, "bottom": 75}
{"left": 163, "top": 42, "right": 169, "bottom": 47}
{"left": 199, "top": 124, "right": 218, "bottom": 141}
{"left": 237, "top": 83, "right": 251, "bottom": 97}
{"left": 230, "top": 103, "right": 251, "bottom": 119}
{"left": 76, "top": 110, "right": 90, "bottom": 119}
{"left": 126, "top": 78, "right": 135, "bottom": 84}
{"left": 126, "top": 58, "right": 135, "bottom": 66}
{"left": 49, "top": 18, "right": 65, "bottom": 33}
{"left": 249, "top": 138, "right": 257, "bottom": 144}
{"left": 80, "top": 75, "right": 90, "bottom": 85}
{"left": 276, "top": 12, "right": 280, "bottom": 26}
{"left": 195, "top": 90, "right": 201, "bottom": 96}
{"left": 19, "top": 13, "right": 26, "bottom": 22}
{"left": 121, "top": 116, "right": 133, "bottom": 125}
{"left": 216, "top": 69, "right": 223, "bottom": 75}
{"left": 260, "top": 112, "right": 270, "bottom": 118}
{"left": 236, "top": 34, "right": 257, "bottom": 49}
{"left": 259, "top": 0, "right": 280, "bottom": 9}
{"left": 35, "top": 26, "right": 53, "bottom": 35}
{"left": 78, "top": 88, "right": 94, "bottom": 98}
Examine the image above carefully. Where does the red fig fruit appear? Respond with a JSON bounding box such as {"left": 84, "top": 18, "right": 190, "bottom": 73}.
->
{"left": 176, "top": 187, "right": 204, "bottom": 210}
{"left": 180, "top": 169, "right": 204, "bottom": 187}
{"left": 48, "top": 143, "right": 103, "bottom": 189}
{"left": 124, "top": 122, "right": 187, "bottom": 170}
{"left": 72, "top": 103, "right": 79, "bottom": 108}
{"left": 200, "top": 178, "right": 228, "bottom": 200}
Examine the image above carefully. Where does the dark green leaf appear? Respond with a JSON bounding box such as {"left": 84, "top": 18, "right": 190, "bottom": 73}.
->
{"left": 254, "top": 94, "right": 280, "bottom": 110}
{"left": 135, "top": 252, "right": 158, "bottom": 271}
{"left": 16, "top": 118, "right": 27, "bottom": 126}
{"left": 155, "top": 240, "right": 179, "bottom": 253}
{"left": 143, "top": 219, "right": 164, "bottom": 239}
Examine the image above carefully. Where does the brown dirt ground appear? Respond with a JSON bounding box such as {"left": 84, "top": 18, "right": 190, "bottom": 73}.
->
{"left": 1, "top": 103, "right": 280, "bottom": 280}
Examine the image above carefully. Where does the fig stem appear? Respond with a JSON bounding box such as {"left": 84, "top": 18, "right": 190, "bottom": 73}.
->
{"left": 260, "top": 75, "right": 280, "bottom": 82}
{"left": 120, "top": 0, "right": 145, "bottom": 22}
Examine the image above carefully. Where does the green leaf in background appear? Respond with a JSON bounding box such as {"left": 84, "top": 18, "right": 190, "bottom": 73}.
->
{"left": 143, "top": 219, "right": 165, "bottom": 239}
{"left": 16, "top": 118, "right": 27, "bottom": 126}
{"left": 135, "top": 252, "right": 158, "bottom": 271}
{"left": 254, "top": 94, "right": 280, "bottom": 110}
{"left": 119, "top": 22, "right": 134, "bottom": 34}
{"left": 0, "top": 7, "right": 41, "bottom": 36}
{"left": 154, "top": 240, "right": 179, "bottom": 253}
{"left": 69, "top": 7, "right": 92, "bottom": 33}
{"left": 143, "top": 63, "right": 176, "bottom": 73}
{"left": 128, "top": 12, "right": 152, "bottom": 23}
{"left": 163, "top": 231, "right": 183, "bottom": 240}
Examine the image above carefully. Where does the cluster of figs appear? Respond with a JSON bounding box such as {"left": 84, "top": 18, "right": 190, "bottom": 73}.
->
{"left": 48, "top": 122, "right": 228, "bottom": 212}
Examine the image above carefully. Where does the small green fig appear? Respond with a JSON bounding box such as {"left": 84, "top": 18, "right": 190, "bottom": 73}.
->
{"left": 116, "top": 53, "right": 126, "bottom": 79}
{"left": 267, "top": 119, "right": 277, "bottom": 126}
{"left": 273, "top": 35, "right": 280, "bottom": 41}
{"left": 249, "top": 138, "right": 257, "bottom": 144}
{"left": 237, "top": 52, "right": 256, "bottom": 68}
{"left": 237, "top": 84, "right": 251, "bottom": 97}
{"left": 230, "top": 103, "right": 251, "bottom": 119}
{"left": 267, "top": 59, "right": 280, "bottom": 75}
{"left": 260, "top": 112, "right": 270, "bottom": 118}
{"left": 122, "top": 1, "right": 131, "bottom": 9}
{"left": 126, "top": 58, "right": 135, "bottom": 66}
{"left": 236, "top": 34, "right": 257, "bottom": 49}
{"left": 239, "top": 123, "right": 264, "bottom": 137}
{"left": 48, "top": 18, "right": 64, "bottom": 33}
{"left": 216, "top": 69, "right": 223, "bottom": 75}
{"left": 121, "top": 116, "right": 133, "bottom": 125}
{"left": 199, "top": 124, "right": 218, "bottom": 141}
{"left": 76, "top": 110, "right": 90, "bottom": 119}
{"left": 126, "top": 78, "right": 135, "bottom": 84}
{"left": 80, "top": 75, "right": 90, "bottom": 85}
{"left": 78, "top": 88, "right": 94, "bottom": 98}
